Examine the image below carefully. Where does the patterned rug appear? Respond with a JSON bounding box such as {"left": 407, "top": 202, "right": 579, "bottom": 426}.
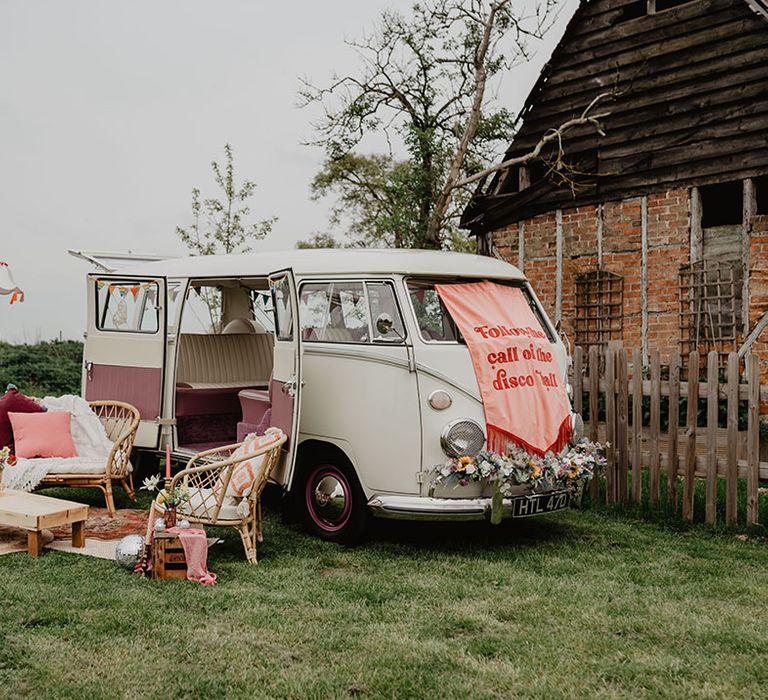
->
{"left": 0, "top": 507, "right": 149, "bottom": 558}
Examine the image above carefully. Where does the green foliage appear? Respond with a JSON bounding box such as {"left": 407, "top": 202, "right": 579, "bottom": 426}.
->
{"left": 0, "top": 340, "right": 83, "bottom": 397}
{"left": 309, "top": 154, "right": 429, "bottom": 249}
{"left": 300, "top": 0, "right": 552, "bottom": 249}
{"left": 295, "top": 232, "right": 343, "bottom": 249}
{"left": 176, "top": 143, "right": 276, "bottom": 256}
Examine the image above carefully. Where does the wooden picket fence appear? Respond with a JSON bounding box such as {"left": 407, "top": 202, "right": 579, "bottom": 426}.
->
{"left": 570, "top": 345, "right": 767, "bottom": 526}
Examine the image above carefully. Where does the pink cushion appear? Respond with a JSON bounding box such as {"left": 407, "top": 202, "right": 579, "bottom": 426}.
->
{"left": 9, "top": 411, "right": 78, "bottom": 459}
{"left": 0, "top": 388, "right": 45, "bottom": 454}
{"left": 216, "top": 429, "right": 284, "bottom": 499}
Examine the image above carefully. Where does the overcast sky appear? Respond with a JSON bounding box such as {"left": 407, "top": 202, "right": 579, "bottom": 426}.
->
{"left": 0, "top": 0, "right": 577, "bottom": 343}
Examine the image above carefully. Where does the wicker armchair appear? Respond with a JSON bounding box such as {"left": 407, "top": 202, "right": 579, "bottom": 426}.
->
{"left": 38, "top": 400, "right": 140, "bottom": 517}
{"left": 169, "top": 431, "right": 286, "bottom": 564}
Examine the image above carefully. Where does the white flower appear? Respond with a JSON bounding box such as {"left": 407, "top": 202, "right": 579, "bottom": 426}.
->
{"left": 465, "top": 464, "right": 476, "bottom": 475}
{"left": 141, "top": 474, "right": 161, "bottom": 492}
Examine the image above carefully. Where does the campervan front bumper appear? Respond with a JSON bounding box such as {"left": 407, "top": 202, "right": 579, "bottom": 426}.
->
{"left": 367, "top": 489, "right": 571, "bottom": 522}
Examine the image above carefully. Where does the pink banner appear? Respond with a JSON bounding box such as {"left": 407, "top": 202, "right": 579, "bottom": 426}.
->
{"left": 436, "top": 281, "right": 571, "bottom": 456}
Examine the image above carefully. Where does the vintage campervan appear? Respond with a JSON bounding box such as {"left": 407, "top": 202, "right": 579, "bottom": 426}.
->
{"left": 81, "top": 249, "right": 579, "bottom": 541}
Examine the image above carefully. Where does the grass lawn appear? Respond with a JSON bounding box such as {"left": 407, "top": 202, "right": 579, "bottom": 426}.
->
{"left": 0, "top": 491, "right": 767, "bottom": 699}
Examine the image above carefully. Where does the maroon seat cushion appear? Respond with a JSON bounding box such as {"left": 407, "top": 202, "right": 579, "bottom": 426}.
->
{"left": 0, "top": 387, "right": 45, "bottom": 454}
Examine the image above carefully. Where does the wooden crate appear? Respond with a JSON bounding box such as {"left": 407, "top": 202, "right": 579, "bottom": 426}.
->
{"left": 152, "top": 531, "right": 188, "bottom": 580}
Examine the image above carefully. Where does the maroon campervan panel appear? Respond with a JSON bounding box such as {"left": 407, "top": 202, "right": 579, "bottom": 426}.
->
{"left": 84, "top": 364, "right": 163, "bottom": 420}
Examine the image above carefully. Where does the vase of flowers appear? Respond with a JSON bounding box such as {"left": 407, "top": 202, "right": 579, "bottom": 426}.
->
{"left": 0, "top": 446, "right": 17, "bottom": 494}
{"left": 140, "top": 474, "right": 189, "bottom": 528}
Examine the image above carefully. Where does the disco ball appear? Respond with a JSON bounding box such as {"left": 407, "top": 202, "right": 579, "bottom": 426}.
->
{"left": 115, "top": 535, "right": 145, "bottom": 571}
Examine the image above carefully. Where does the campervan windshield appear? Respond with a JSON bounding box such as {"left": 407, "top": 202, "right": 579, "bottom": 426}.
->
{"left": 406, "top": 279, "right": 554, "bottom": 344}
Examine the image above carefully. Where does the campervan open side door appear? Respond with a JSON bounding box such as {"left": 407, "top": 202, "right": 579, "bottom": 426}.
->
{"left": 83, "top": 273, "right": 167, "bottom": 449}
{"left": 267, "top": 269, "right": 303, "bottom": 487}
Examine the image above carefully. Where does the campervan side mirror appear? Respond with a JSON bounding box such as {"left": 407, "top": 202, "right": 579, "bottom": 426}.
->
{"left": 375, "top": 313, "right": 404, "bottom": 342}
{"left": 376, "top": 313, "right": 394, "bottom": 335}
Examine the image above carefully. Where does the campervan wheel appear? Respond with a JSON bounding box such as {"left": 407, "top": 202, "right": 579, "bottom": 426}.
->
{"left": 301, "top": 461, "right": 369, "bottom": 544}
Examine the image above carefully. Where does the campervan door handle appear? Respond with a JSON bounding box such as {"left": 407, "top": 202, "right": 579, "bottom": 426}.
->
{"left": 281, "top": 378, "right": 305, "bottom": 398}
{"left": 85, "top": 361, "right": 93, "bottom": 382}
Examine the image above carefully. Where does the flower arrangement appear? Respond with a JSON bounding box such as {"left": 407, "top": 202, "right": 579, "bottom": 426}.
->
{"left": 140, "top": 474, "right": 190, "bottom": 509}
{"left": 432, "top": 439, "right": 606, "bottom": 522}
{"left": 0, "top": 446, "right": 17, "bottom": 491}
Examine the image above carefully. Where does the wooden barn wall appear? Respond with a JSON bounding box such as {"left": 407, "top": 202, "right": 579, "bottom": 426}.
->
{"left": 467, "top": 0, "right": 768, "bottom": 232}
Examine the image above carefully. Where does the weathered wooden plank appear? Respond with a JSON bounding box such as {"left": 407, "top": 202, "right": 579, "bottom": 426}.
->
{"left": 617, "top": 348, "right": 629, "bottom": 504}
{"left": 725, "top": 352, "right": 739, "bottom": 524}
{"left": 683, "top": 352, "right": 699, "bottom": 522}
{"left": 705, "top": 351, "right": 719, "bottom": 525}
{"left": 592, "top": 422, "right": 768, "bottom": 480}
{"left": 522, "top": 91, "right": 768, "bottom": 164}
{"left": 573, "top": 346, "right": 583, "bottom": 416}
{"left": 605, "top": 347, "right": 616, "bottom": 505}
{"left": 547, "top": 16, "right": 762, "bottom": 88}
{"left": 667, "top": 350, "right": 681, "bottom": 510}
{"left": 632, "top": 347, "right": 643, "bottom": 504}
{"left": 567, "top": 0, "right": 745, "bottom": 48}
{"left": 649, "top": 350, "right": 661, "bottom": 504}
{"left": 583, "top": 376, "right": 768, "bottom": 403}
{"left": 747, "top": 353, "right": 760, "bottom": 525}
{"left": 530, "top": 101, "right": 768, "bottom": 178}
{"left": 589, "top": 345, "right": 600, "bottom": 501}
{"left": 562, "top": 15, "right": 760, "bottom": 88}
{"left": 528, "top": 39, "right": 768, "bottom": 124}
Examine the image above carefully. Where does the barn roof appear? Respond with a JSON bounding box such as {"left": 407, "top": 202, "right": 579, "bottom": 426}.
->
{"left": 463, "top": 0, "right": 768, "bottom": 233}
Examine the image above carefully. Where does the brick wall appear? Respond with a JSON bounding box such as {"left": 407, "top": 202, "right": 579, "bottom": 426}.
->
{"left": 748, "top": 213, "right": 768, "bottom": 384}
{"left": 490, "top": 189, "right": 690, "bottom": 363}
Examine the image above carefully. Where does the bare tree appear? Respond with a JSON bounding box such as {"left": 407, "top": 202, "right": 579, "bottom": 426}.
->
{"left": 302, "top": 0, "right": 607, "bottom": 249}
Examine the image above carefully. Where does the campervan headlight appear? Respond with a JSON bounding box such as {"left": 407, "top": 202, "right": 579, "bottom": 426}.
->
{"left": 440, "top": 419, "right": 485, "bottom": 458}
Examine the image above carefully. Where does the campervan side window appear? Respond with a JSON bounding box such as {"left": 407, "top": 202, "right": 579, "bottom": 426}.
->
{"left": 95, "top": 279, "right": 159, "bottom": 333}
{"left": 299, "top": 280, "right": 405, "bottom": 344}
{"left": 271, "top": 275, "right": 294, "bottom": 341}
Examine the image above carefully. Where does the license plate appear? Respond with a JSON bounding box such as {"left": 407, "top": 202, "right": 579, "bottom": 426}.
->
{"left": 511, "top": 491, "right": 570, "bottom": 518}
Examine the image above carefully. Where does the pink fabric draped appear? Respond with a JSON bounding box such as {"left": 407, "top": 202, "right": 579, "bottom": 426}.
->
{"left": 436, "top": 281, "right": 572, "bottom": 456}
{"left": 171, "top": 527, "right": 217, "bottom": 586}
{"left": 143, "top": 503, "right": 217, "bottom": 585}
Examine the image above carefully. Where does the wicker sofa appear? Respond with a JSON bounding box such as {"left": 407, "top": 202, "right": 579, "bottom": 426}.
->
{"left": 37, "top": 400, "right": 141, "bottom": 517}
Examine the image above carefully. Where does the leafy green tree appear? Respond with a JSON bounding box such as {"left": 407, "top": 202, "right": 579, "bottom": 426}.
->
{"left": 176, "top": 143, "right": 276, "bottom": 255}
{"left": 300, "top": 0, "right": 558, "bottom": 250}
{"left": 176, "top": 144, "right": 277, "bottom": 330}
{"left": 296, "top": 232, "right": 343, "bottom": 249}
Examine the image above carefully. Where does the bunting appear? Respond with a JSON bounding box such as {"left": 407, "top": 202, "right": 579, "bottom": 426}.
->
{"left": 0, "top": 261, "right": 24, "bottom": 305}
{"left": 96, "top": 280, "right": 156, "bottom": 297}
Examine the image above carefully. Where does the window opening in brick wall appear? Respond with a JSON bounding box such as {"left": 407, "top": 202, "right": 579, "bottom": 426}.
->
{"left": 700, "top": 181, "right": 743, "bottom": 227}
{"left": 755, "top": 175, "right": 768, "bottom": 215}
{"left": 679, "top": 259, "right": 742, "bottom": 361}
{"left": 574, "top": 270, "right": 623, "bottom": 349}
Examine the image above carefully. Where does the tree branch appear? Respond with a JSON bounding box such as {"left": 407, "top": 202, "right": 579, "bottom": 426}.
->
{"left": 453, "top": 90, "right": 616, "bottom": 190}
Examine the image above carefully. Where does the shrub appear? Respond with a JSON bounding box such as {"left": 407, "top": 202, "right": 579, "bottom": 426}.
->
{"left": 0, "top": 341, "right": 83, "bottom": 397}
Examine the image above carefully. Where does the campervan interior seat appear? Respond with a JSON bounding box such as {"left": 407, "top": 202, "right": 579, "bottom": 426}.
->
{"left": 175, "top": 332, "right": 274, "bottom": 449}
{"left": 176, "top": 332, "right": 273, "bottom": 390}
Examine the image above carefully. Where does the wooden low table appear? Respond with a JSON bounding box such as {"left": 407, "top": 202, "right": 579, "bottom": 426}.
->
{"left": 0, "top": 490, "right": 89, "bottom": 556}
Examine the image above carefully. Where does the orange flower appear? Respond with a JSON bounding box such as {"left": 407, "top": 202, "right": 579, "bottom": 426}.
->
{"left": 458, "top": 456, "right": 475, "bottom": 467}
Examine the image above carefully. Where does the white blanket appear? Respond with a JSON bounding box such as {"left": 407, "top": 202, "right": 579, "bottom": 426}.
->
{"left": 2, "top": 395, "right": 117, "bottom": 492}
